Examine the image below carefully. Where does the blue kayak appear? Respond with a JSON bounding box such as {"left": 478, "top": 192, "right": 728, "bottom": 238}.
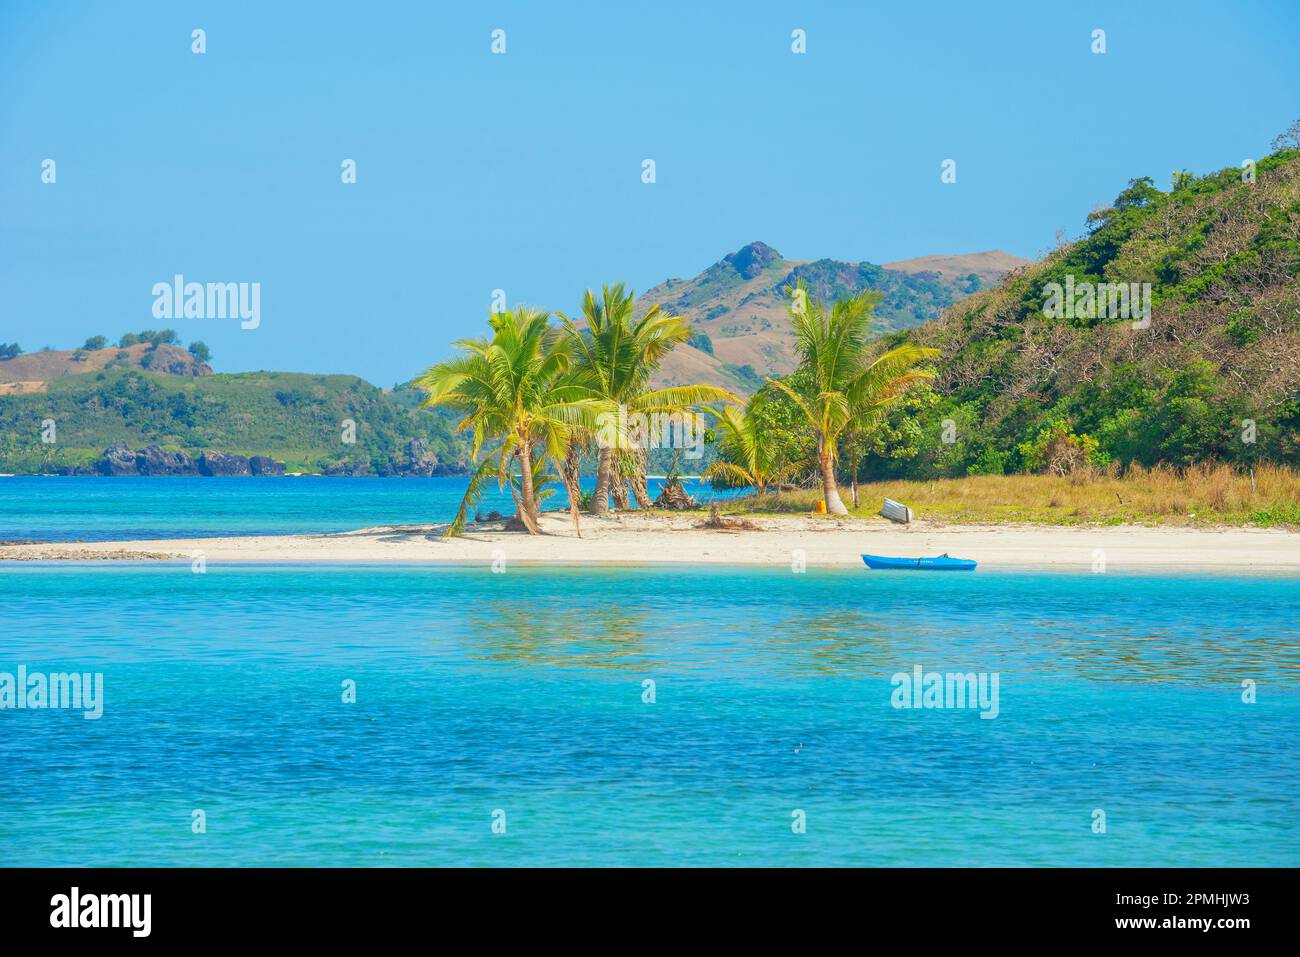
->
{"left": 862, "top": 553, "right": 977, "bottom": 571}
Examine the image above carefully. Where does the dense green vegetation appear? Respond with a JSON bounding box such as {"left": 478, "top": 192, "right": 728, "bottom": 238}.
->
{"left": 747, "top": 148, "right": 1300, "bottom": 483}
{"left": 0, "top": 368, "right": 469, "bottom": 474}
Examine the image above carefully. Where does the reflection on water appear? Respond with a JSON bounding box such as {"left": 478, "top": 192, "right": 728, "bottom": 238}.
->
{"left": 4, "top": 564, "right": 1297, "bottom": 685}
{"left": 459, "top": 600, "right": 653, "bottom": 669}
{"left": 443, "top": 565, "right": 1300, "bottom": 686}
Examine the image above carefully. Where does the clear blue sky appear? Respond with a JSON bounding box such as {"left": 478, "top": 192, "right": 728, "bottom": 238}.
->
{"left": 2, "top": 0, "right": 1297, "bottom": 384}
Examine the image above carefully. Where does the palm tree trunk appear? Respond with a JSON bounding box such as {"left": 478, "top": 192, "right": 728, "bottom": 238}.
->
{"left": 631, "top": 448, "right": 651, "bottom": 509}
{"left": 507, "top": 477, "right": 525, "bottom": 525}
{"left": 516, "top": 442, "right": 541, "bottom": 534}
{"left": 590, "top": 446, "right": 613, "bottom": 516}
{"left": 560, "top": 442, "right": 583, "bottom": 538}
{"left": 611, "top": 467, "right": 631, "bottom": 510}
{"left": 563, "top": 441, "right": 583, "bottom": 497}
{"left": 819, "top": 438, "right": 849, "bottom": 516}
{"left": 850, "top": 470, "right": 859, "bottom": 510}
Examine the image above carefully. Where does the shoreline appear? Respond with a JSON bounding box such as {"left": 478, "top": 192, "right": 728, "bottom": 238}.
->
{"left": 2, "top": 513, "right": 1297, "bottom": 571}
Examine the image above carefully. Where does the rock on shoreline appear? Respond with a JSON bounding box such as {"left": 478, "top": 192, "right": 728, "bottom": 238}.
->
{"left": 41, "top": 442, "right": 468, "bottom": 477}
{"left": 325, "top": 438, "right": 468, "bottom": 477}
{"left": 93, "top": 445, "right": 288, "bottom": 477}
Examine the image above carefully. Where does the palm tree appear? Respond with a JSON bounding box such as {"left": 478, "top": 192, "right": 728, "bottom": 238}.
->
{"left": 769, "top": 280, "right": 938, "bottom": 516}
{"left": 415, "top": 306, "right": 604, "bottom": 536}
{"left": 559, "top": 283, "right": 737, "bottom": 515}
{"left": 702, "top": 394, "right": 790, "bottom": 494}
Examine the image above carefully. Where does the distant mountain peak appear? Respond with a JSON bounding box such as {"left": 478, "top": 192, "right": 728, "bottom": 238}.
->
{"left": 722, "top": 241, "right": 782, "bottom": 279}
{"left": 640, "top": 243, "right": 1029, "bottom": 395}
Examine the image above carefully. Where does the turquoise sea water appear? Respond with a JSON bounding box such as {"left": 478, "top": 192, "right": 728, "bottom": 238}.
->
{"left": 2, "top": 562, "right": 1297, "bottom": 866}
{"left": 0, "top": 475, "right": 736, "bottom": 542}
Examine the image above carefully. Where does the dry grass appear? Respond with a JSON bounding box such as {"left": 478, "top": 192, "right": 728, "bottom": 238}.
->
{"left": 0, "top": 343, "right": 204, "bottom": 384}
{"left": 724, "top": 464, "right": 1300, "bottom": 528}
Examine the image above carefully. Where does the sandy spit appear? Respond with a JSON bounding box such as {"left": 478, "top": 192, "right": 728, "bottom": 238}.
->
{"left": 2, "top": 513, "right": 1297, "bottom": 571}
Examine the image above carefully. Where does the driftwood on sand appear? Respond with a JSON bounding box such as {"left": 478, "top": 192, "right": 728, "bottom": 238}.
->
{"left": 696, "top": 503, "right": 759, "bottom": 531}
{"left": 653, "top": 479, "right": 698, "bottom": 510}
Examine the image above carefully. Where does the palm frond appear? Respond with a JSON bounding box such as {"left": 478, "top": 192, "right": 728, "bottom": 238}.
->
{"left": 703, "top": 460, "right": 757, "bottom": 488}
{"left": 445, "top": 453, "right": 501, "bottom": 538}
{"left": 631, "top": 384, "right": 739, "bottom": 412}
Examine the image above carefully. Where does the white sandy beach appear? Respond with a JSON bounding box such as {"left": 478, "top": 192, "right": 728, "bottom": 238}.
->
{"left": 2, "top": 513, "right": 1297, "bottom": 570}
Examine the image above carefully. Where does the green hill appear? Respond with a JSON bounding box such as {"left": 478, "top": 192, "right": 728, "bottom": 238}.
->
{"left": 865, "top": 148, "right": 1300, "bottom": 478}
{"left": 0, "top": 366, "right": 471, "bottom": 475}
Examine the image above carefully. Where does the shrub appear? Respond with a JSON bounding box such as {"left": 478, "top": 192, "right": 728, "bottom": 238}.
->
{"left": 1017, "top": 421, "right": 1102, "bottom": 475}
